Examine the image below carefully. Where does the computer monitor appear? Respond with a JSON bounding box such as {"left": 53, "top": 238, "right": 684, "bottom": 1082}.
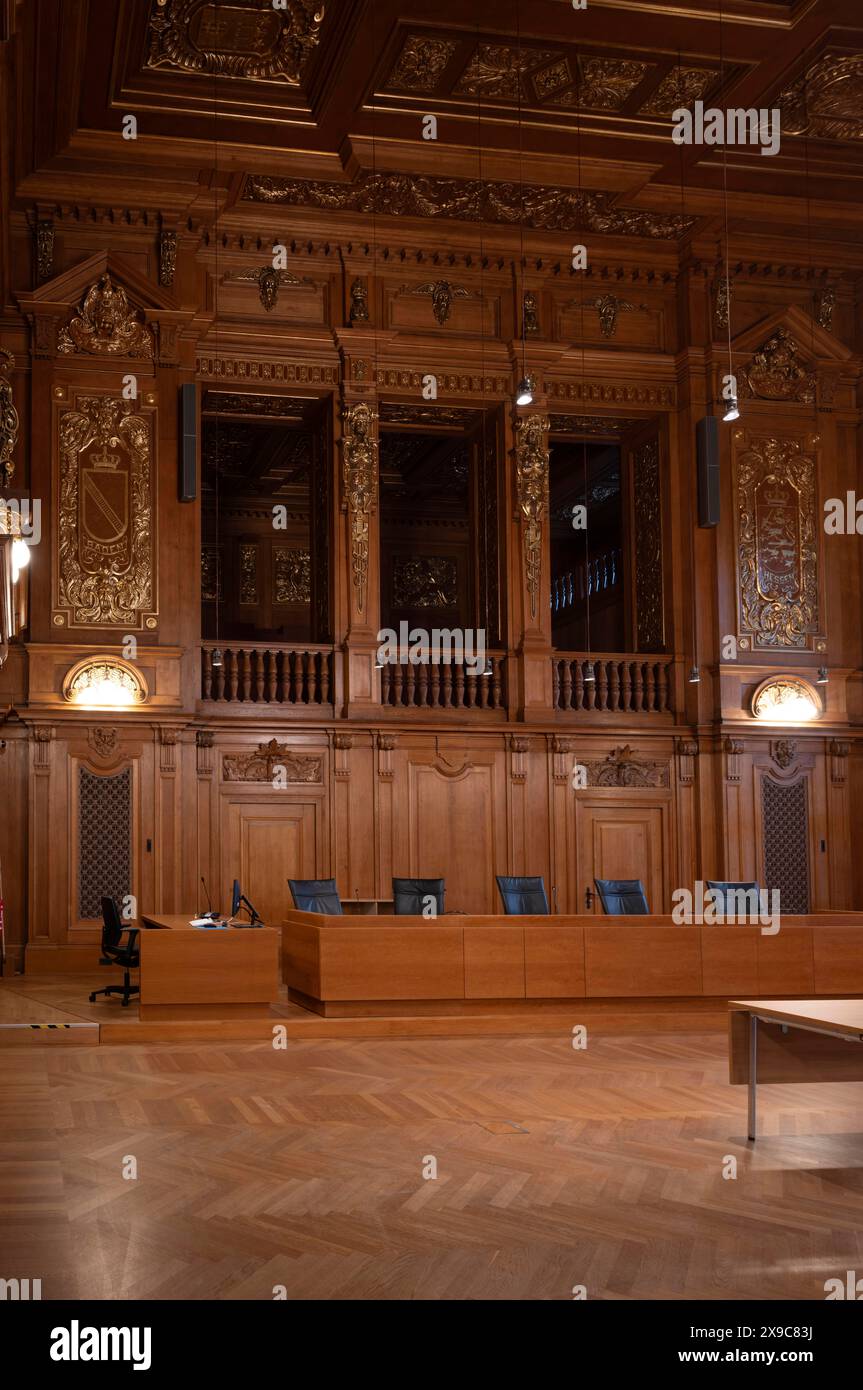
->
{"left": 231, "top": 879, "right": 241, "bottom": 917}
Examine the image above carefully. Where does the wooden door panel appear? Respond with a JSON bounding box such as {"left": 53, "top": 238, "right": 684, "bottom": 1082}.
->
{"left": 224, "top": 800, "right": 317, "bottom": 928}
{"left": 579, "top": 801, "right": 666, "bottom": 913}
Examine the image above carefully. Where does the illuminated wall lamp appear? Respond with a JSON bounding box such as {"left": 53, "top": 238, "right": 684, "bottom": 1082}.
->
{"left": 62, "top": 657, "right": 148, "bottom": 711}
{"left": 751, "top": 675, "right": 821, "bottom": 724}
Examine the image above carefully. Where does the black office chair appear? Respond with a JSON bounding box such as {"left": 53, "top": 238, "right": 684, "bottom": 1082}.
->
{"left": 392, "top": 878, "right": 446, "bottom": 916}
{"left": 594, "top": 878, "right": 650, "bottom": 915}
{"left": 288, "top": 878, "right": 343, "bottom": 914}
{"left": 89, "top": 896, "right": 140, "bottom": 1007}
{"left": 496, "top": 875, "right": 549, "bottom": 915}
{"left": 706, "top": 881, "right": 761, "bottom": 916}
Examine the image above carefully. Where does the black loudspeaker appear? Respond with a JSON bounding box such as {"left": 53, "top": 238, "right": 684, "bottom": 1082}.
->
{"left": 696, "top": 416, "right": 720, "bottom": 528}
{"left": 179, "top": 383, "right": 197, "bottom": 502}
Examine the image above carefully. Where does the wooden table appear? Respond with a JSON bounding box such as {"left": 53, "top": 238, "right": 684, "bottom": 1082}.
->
{"left": 729, "top": 999, "right": 863, "bottom": 1141}
{"left": 139, "top": 913, "right": 280, "bottom": 1022}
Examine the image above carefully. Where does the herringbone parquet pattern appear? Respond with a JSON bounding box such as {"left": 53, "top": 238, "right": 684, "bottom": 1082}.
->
{"left": 2, "top": 1031, "right": 862, "bottom": 1300}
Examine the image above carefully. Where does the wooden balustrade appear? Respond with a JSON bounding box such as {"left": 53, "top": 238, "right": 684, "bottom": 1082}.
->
{"left": 201, "top": 644, "right": 333, "bottom": 705}
{"left": 552, "top": 652, "right": 675, "bottom": 714}
{"left": 380, "top": 654, "right": 507, "bottom": 711}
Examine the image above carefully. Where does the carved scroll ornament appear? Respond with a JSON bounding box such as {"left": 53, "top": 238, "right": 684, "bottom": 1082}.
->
{"left": 341, "top": 401, "right": 378, "bottom": 613}
{"left": 581, "top": 745, "right": 670, "bottom": 788}
{"left": 57, "top": 396, "right": 156, "bottom": 629}
{"left": 223, "top": 739, "right": 322, "bottom": 783}
{"left": 736, "top": 434, "right": 821, "bottom": 650}
{"left": 57, "top": 275, "right": 153, "bottom": 358}
{"left": 147, "top": 0, "right": 325, "bottom": 85}
{"left": 515, "top": 414, "right": 549, "bottom": 621}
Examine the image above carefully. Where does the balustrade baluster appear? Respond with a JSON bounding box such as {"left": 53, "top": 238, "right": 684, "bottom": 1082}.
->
{"left": 265, "top": 650, "right": 276, "bottom": 702}
{"left": 621, "top": 661, "right": 632, "bottom": 710}
{"left": 241, "top": 650, "right": 251, "bottom": 702}
{"left": 381, "top": 662, "right": 392, "bottom": 705}
{"left": 430, "top": 662, "right": 441, "bottom": 708}
{"left": 492, "top": 657, "right": 503, "bottom": 709}
{"left": 609, "top": 660, "right": 620, "bottom": 711}
{"left": 573, "top": 661, "right": 583, "bottom": 711}
{"left": 227, "top": 650, "right": 239, "bottom": 702}
{"left": 632, "top": 661, "right": 644, "bottom": 711}
{"left": 657, "top": 661, "right": 668, "bottom": 712}
{"left": 417, "top": 661, "right": 429, "bottom": 707}
{"left": 552, "top": 659, "right": 560, "bottom": 709}
{"left": 319, "top": 652, "right": 329, "bottom": 704}
{"left": 597, "top": 660, "right": 608, "bottom": 711}
{"left": 585, "top": 660, "right": 596, "bottom": 711}
{"left": 202, "top": 647, "right": 212, "bottom": 699}
{"left": 644, "top": 662, "right": 655, "bottom": 711}
{"left": 454, "top": 663, "right": 465, "bottom": 708}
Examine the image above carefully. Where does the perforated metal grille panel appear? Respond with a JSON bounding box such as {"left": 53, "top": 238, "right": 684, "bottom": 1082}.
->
{"left": 78, "top": 767, "right": 132, "bottom": 920}
{"left": 761, "top": 774, "right": 809, "bottom": 914}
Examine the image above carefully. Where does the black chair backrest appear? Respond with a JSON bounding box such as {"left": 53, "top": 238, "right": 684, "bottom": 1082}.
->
{"left": 594, "top": 878, "right": 649, "bottom": 915}
{"left": 288, "top": 878, "right": 343, "bottom": 914}
{"left": 392, "top": 878, "right": 445, "bottom": 916}
{"left": 706, "top": 881, "right": 761, "bottom": 916}
{"left": 100, "top": 895, "right": 124, "bottom": 948}
{"left": 496, "top": 875, "right": 549, "bottom": 915}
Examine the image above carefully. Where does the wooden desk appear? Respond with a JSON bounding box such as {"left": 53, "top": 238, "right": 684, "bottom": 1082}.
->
{"left": 140, "top": 914, "right": 280, "bottom": 1022}
{"left": 283, "top": 911, "right": 863, "bottom": 1018}
{"left": 729, "top": 999, "right": 863, "bottom": 1141}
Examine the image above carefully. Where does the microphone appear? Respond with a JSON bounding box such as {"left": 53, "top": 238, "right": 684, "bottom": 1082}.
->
{"left": 200, "top": 876, "right": 218, "bottom": 920}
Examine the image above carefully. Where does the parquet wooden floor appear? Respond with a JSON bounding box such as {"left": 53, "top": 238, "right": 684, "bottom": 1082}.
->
{"left": 1, "top": 1030, "right": 862, "bottom": 1300}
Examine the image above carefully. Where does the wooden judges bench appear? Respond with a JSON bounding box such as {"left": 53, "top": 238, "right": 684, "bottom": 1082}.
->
{"left": 284, "top": 912, "right": 863, "bottom": 1020}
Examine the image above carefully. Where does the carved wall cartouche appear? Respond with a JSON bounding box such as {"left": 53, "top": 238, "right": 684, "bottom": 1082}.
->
{"left": 736, "top": 433, "right": 821, "bottom": 651}
{"left": 514, "top": 414, "right": 550, "bottom": 621}
{"left": 581, "top": 745, "right": 670, "bottom": 788}
{"left": 341, "top": 401, "right": 378, "bottom": 615}
{"left": 739, "top": 329, "right": 815, "bottom": 405}
{"left": 57, "top": 275, "right": 153, "bottom": 358}
{"left": 147, "top": 0, "right": 324, "bottom": 86}
{"left": 223, "top": 739, "right": 322, "bottom": 783}
{"left": 399, "top": 280, "right": 471, "bottom": 326}
{"left": 57, "top": 395, "right": 156, "bottom": 629}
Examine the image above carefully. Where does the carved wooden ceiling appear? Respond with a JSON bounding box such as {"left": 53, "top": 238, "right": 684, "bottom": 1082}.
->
{"left": 10, "top": 0, "right": 863, "bottom": 253}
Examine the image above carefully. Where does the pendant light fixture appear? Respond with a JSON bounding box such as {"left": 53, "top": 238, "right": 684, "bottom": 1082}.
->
{"left": 209, "top": 61, "right": 222, "bottom": 672}
{"left": 719, "top": 7, "right": 738, "bottom": 423}
{"left": 514, "top": 2, "right": 532, "bottom": 409}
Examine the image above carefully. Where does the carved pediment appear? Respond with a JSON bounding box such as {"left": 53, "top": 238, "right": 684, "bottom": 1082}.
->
{"left": 222, "top": 739, "right": 322, "bottom": 783}
{"left": 581, "top": 745, "right": 670, "bottom": 788}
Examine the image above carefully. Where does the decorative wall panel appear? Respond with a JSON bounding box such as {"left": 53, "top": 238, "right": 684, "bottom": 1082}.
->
{"left": 632, "top": 435, "right": 664, "bottom": 651}
{"left": 735, "top": 432, "right": 822, "bottom": 651}
{"left": 55, "top": 395, "right": 157, "bottom": 630}
{"left": 392, "top": 556, "right": 457, "bottom": 609}
{"left": 78, "top": 767, "right": 132, "bottom": 920}
{"left": 761, "top": 774, "right": 809, "bottom": 913}
{"left": 274, "top": 547, "right": 310, "bottom": 603}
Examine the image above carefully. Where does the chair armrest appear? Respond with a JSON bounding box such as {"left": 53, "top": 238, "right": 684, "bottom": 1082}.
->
{"left": 123, "top": 927, "right": 140, "bottom": 948}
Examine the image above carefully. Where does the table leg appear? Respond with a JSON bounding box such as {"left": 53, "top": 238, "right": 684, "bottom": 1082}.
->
{"left": 748, "top": 1012, "right": 757, "bottom": 1142}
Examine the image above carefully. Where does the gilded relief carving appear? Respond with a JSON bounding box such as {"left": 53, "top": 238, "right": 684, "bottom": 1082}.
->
{"left": 147, "top": 0, "right": 324, "bottom": 85}
{"left": 777, "top": 54, "right": 863, "bottom": 143}
{"left": 515, "top": 414, "right": 550, "bottom": 622}
{"left": 392, "top": 556, "right": 458, "bottom": 610}
{"left": 57, "top": 395, "right": 156, "bottom": 629}
{"left": 714, "top": 276, "right": 729, "bottom": 333}
{"left": 554, "top": 57, "right": 648, "bottom": 110}
{"left": 632, "top": 436, "right": 664, "bottom": 651}
{"left": 35, "top": 221, "right": 54, "bottom": 282}
{"left": 57, "top": 275, "right": 153, "bottom": 358}
{"left": 349, "top": 278, "right": 369, "bottom": 322}
{"left": 0, "top": 350, "right": 18, "bottom": 486}
{"left": 582, "top": 745, "right": 670, "bottom": 788}
{"left": 399, "top": 279, "right": 471, "bottom": 326}
{"left": 239, "top": 545, "right": 257, "bottom": 604}
{"left": 816, "top": 285, "right": 836, "bottom": 331}
{"left": 223, "top": 739, "right": 322, "bottom": 783}
{"left": 736, "top": 433, "right": 821, "bottom": 650}
{"left": 341, "top": 401, "right": 378, "bottom": 614}
{"left": 739, "top": 329, "right": 815, "bottom": 404}
{"left": 159, "top": 229, "right": 177, "bottom": 287}
{"left": 274, "top": 547, "right": 310, "bottom": 603}
{"left": 523, "top": 291, "right": 540, "bottom": 336}
{"left": 385, "top": 35, "right": 456, "bottom": 91}
{"left": 454, "top": 44, "right": 563, "bottom": 100}
{"left": 234, "top": 265, "right": 312, "bottom": 311}
{"left": 245, "top": 172, "right": 694, "bottom": 239}
{"left": 640, "top": 65, "right": 717, "bottom": 116}
{"left": 586, "top": 293, "right": 644, "bottom": 337}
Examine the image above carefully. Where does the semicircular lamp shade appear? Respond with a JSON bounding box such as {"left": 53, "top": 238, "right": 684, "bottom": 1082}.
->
{"left": 751, "top": 674, "right": 821, "bottom": 724}
{"left": 62, "top": 657, "right": 147, "bottom": 710}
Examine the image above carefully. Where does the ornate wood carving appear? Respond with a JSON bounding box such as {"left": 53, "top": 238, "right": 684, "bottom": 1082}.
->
{"left": 0, "top": 350, "right": 18, "bottom": 486}
{"left": 392, "top": 556, "right": 457, "bottom": 610}
{"left": 713, "top": 276, "right": 729, "bottom": 333}
{"left": 377, "top": 731, "right": 396, "bottom": 780}
{"left": 196, "top": 729, "right": 214, "bottom": 778}
{"left": 56, "top": 395, "right": 156, "bottom": 630}
{"left": 771, "top": 738, "right": 798, "bottom": 770}
{"left": 35, "top": 220, "right": 54, "bottom": 283}
{"left": 523, "top": 291, "right": 540, "bottom": 336}
{"left": 677, "top": 739, "right": 698, "bottom": 786}
{"left": 159, "top": 726, "right": 178, "bottom": 774}
{"left": 724, "top": 738, "right": 744, "bottom": 784}
{"left": 581, "top": 745, "right": 670, "bottom": 788}
{"left": 88, "top": 726, "right": 118, "bottom": 759}
{"left": 547, "top": 380, "right": 675, "bottom": 408}
{"left": 514, "top": 414, "right": 550, "bottom": 622}
{"left": 739, "top": 329, "right": 815, "bottom": 404}
{"left": 239, "top": 545, "right": 257, "bottom": 603}
{"left": 586, "top": 293, "right": 643, "bottom": 337}
{"left": 398, "top": 279, "right": 472, "bottom": 326}
{"left": 57, "top": 275, "right": 153, "bottom": 358}
{"left": 777, "top": 54, "right": 863, "bottom": 143}
{"left": 158, "top": 230, "right": 177, "bottom": 287}
{"left": 349, "top": 278, "right": 369, "bottom": 323}
{"left": 735, "top": 432, "right": 822, "bottom": 650}
{"left": 829, "top": 739, "right": 849, "bottom": 785}
{"left": 640, "top": 65, "right": 717, "bottom": 116}
{"left": 234, "top": 265, "right": 312, "bottom": 311}
{"left": 146, "top": 0, "right": 324, "bottom": 85}
{"left": 223, "top": 739, "right": 322, "bottom": 783}
{"left": 341, "top": 401, "right": 378, "bottom": 615}
{"left": 385, "top": 35, "right": 456, "bottom": 91}
{"left": 196, "top": 356, "right": 337, "bottom": 385}
{"left": 274, "top": 547, "right": 310, "bottom": 603}
{"left": 509, "top": 735, "right": 530, "bottom": 784}
{"left": 816, "top": 285, "right": 836, "bottom": 331}
{"left": 245, "top": 173, "right": 694, "bottom": 240}
{"left": 632, "top": 435, "right": 664, "bottom": 651}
